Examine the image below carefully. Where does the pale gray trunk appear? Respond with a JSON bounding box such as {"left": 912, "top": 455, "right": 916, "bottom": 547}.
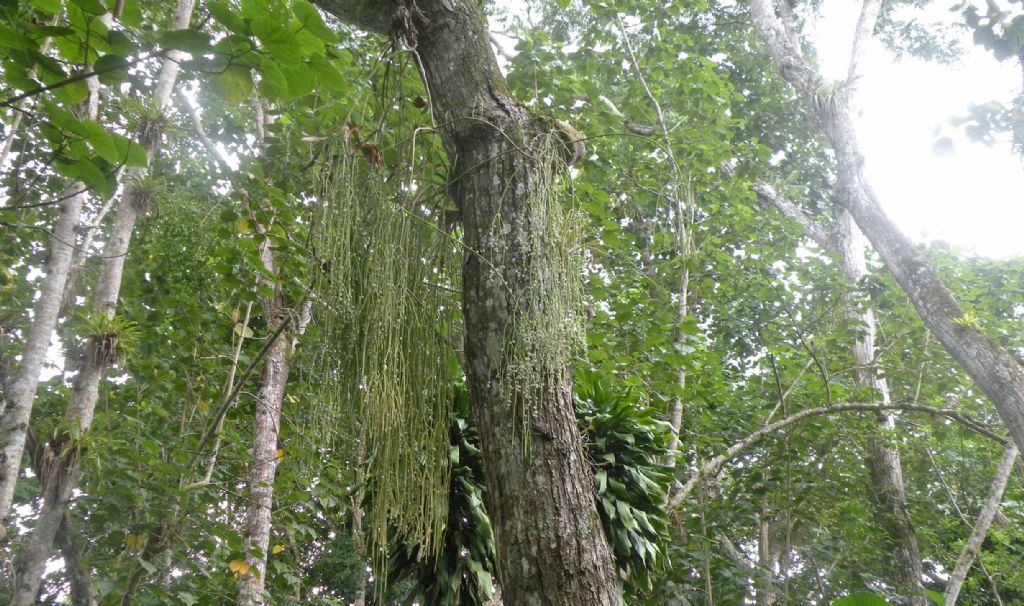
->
{"left": 236, "top": 297, "right": 290, "bottom": 605}
{"left": 944, "top": 444, "right": 1018, "bottom": 605}
{"left": 57, "top": 512, "right": 97, "bottom": 606}
{"left": 836, "top": 210, "right": 928, "bottom": 605}
{"left": 0, "top": 22, "right": 56, "bottom": 172}
{"left": 9, "top": 1, "right": 194, "bottom": 595}
{"left": 0, "top": 110, "right": 24, "bottom": 173}
{"left": 236, "top": 100, "right": 305, "bottom": 606}
{"left": 0, "top": 71, "right": 98, "bottom": 529}
{"left": 748, "top": 0, "right": 1024, "bottom": 460}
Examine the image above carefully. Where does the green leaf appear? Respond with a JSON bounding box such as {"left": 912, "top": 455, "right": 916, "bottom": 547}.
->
{"left": 55, "top": 158, "right": 113, "bottom": 198}
{"left": 71, "top": 0, "right": 108, "bottom": 14}
{"left": 117, "top": 0, "right": 143, "bottom": 27}
{"left": 832, "top": 592, "right": 895, "bottom": 606}
{"left": 158, "top": 29, "right": 214, "bottom": 53}
{"left": 30, "top": 0, "right": 63, "bottom": 13}
{"left": 280, "top": 61, "right": 313, "bottom": 99}
{"left": 925, "top": 589, "right": 945, "bottom": 605}
{"left": 136, "top": 558, "right": 158, "bottom": 575}
{"left": 256, "top": 59, "right": 289, "bottom": 100}
{"left": 309, "top": 53, "right": 346, "bottom": 94}
{"left": 208, "top": 1, "right": 249, "bottom": 35}
{"left": 94, "top": 53, "right": 129, "bottom": 86}
{"left": 0, "top": 23, "right": 29, "bottom": 51}
{"left": 251, "top": 16, "right": 302, "bottom": 65}
{"left": 82, "top": 122, "right": 120, "bottom": 163}
{"left": 211, "top": 64, "right": 254, "bottom": 104}
{"left": 291, "top": 0, "right": 336, "bottom": 43}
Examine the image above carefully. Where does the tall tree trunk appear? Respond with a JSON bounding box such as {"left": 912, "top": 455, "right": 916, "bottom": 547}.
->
{"left": 235, "top": 292, "right": 290, "bottom": 606}
{"left": 10, "top": 2, "right": 195, "bottom": 598}
{"left": 57, "top": 511, "right": 96, "bottom": 606}
{"left": 836, "top": 210, "right": 928, "bottom": 605}
{"left": 235, "top": 244, "right": 292, "bottom": 606}
{"left": 944, "top": 444, "right": 1018, "bottom": 605}
{"left": 314, "top": 2, "right": 620, "bottom": 604}
{"left": 0, "top": 73, "right": 102, "bottom": 532}
{"left": 236, "top": 98, "right": 306, "bottom": 606}
{"left": 748, "top": 0, "right": 1024, "bottom": 471}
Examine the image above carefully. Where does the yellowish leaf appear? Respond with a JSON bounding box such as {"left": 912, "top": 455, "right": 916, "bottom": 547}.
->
{"left": 124, "top": 534, "right": 145, "bottom": 549}
{"left": 271, "top": 544, "right": 284, "bottom": 555}
{"left": 197, "top": 400, "right": 209, "bottom": 413}
{"left": 236, "top": 218, "right": 251, "bottom": 234}
{"left": 228, "top": 559, "right": 250, "bottom": 578}
{"left": 276, "top": 449, "right": 284, "bottom": 460}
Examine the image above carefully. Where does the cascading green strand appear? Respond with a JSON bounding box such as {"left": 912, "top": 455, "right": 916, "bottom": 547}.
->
{"left": 499, "top": 134, "right": 587, "bottom": 443}
{"left": 306, "top": 131, "right": 586, "bottom": 586}
{"left": 308, "top": 137, "right": 460, "bottom": 574}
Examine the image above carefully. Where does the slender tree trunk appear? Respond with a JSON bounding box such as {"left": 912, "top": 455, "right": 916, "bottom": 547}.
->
{"left": 236, "top": 252, "right": 293, "bottom": 604}
{"left": 739, "top": 157, "right": 926, "bottom": 602}
{"left": 236, "top": 293, "right": 290, "bottom": 605}
{"left": 236, "top": 98, "right": 307, "bottom": 606}
{"left": 0, "top": 71, "right": 101, "bottom": 532}
{"left": 57, "top": 512, "right": 96, "bottom": 606}
{"left": 945, "top": 444, "right": 1018, "bottom": 605}
{"left": 314, "top": 2, "right": 620, "bottom": 603}
{"left": 836, "top": 210, "right": 928, "bottom": 605}
{"left": 10, "top": 2, "right": 195, "bottom": 597}
{"left": 748, "top": 0, "right": 1024, "bottom": 456}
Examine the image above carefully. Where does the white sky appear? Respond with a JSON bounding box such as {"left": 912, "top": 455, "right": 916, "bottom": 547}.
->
{"left": 808, "top": 0, "right": 1024, "bottom": 258}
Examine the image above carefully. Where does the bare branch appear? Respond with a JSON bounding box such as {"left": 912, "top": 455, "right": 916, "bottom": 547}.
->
{"left": 945, "top": 444, "right": 1019, "bottom": 605}
{"left": 669, "top": 402, "right": 1006, "bottom": 509}
{"left": 748, "top": 0, "right": 820, "bottom": 95}
{"left": 313, "top": 0, "right": 394, "bottom": 33}
{"left": 751, "top": 180, "right": 833, "bottom": 247}
{"left": 847, "top": 0, "right": 882, "bottom": 83}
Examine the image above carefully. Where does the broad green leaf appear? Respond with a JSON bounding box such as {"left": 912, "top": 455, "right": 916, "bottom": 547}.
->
{"left": 117, "top": 0, "right": 143, "bottom": 27}
{"left": 251, "top": 16, "right": 302, "bottom": 65}
{"left": 210, "top": 64, "right": 254, "bottom": 104}
{"left": 30, "top": 0, "right": 63, "bottom": 13}
{"left": 832, "top": 592, "right": 895, "bottom": 606}
{"left": 291, "top": 0, "right": 336, "bottom": 43}
{"left": 158, "top": 29, "right": 214, "bottom": 53}
{"left": 256, "top": 59, "right": 289, "bottom": 100}
{"left": 208, "top": 1, "right": 249, "bottom": 35}
{"left": 0, "top": 23, "right": 29, "bottom": 51}
{"left": 280, "top": 61, "right": 313, "bottom": 99}
{"left": 94, "top": 53, "right": 129, "bottom": 86}
{"left": 71, "top": 0, "right": 107, "bottom": 15}
{"left": 309, "top": 53, "right": 346, "bottom": 93}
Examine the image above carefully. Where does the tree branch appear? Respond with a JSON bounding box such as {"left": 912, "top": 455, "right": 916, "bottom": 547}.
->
{"left": 945, "top": 444, "right": 1018, "bottom": 605}
{"left": 669, "top": 402, "right": 1006, "bottom": 509}
{"left": 313, "top": 0, "right": 395, "bottom": 33}
{"left": 847, "top": 0, "right": 882, "bottom": 83}
{"left": 751, "top": 180, "right": 833, "bottom": 247}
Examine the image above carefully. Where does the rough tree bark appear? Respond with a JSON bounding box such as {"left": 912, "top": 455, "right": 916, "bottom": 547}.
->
{"left": 314, "top": 2, "right": 620, "bottom": 604}
{"left": 944, "top": 444, "right": 1018, "bottom": 605}
{"left": 9, "top": 3, "right": 196, "bottom": 600}
{"left": 748, "top": 0, "right": 1024, "bottom": 484}
{"left": 0, "top": 77, "right": 101, "bottom": 534}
